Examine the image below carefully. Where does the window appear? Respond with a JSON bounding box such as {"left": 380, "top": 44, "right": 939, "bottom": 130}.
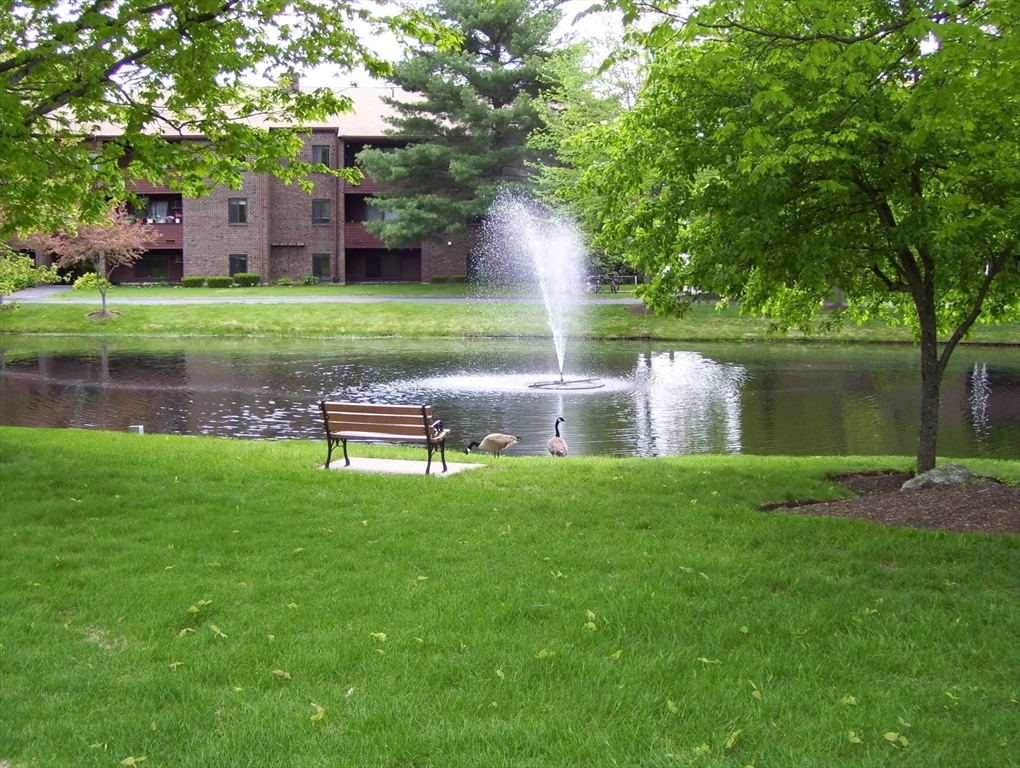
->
{"left": 312, "top": 199, "right": 331, "bottom": 224}
{"left": 134, "top": 255, "right": 170, "bottom": 279}
{"left": 365, "top": 199, "right": 398, "bottom": 222}
{"left": 228, "top": 198, "right": 248, "bottom": 225}
{"left": 229, "top": 254, "right": 248, "bottom": 276}
{"left": 312, "top": 145, "right": 331, "bottom": 167}
{"left": 312, "top": 254, "right": 330, "bottom": 280}
{"left": 365, "top": 254, "right": 403, "bottom": 281}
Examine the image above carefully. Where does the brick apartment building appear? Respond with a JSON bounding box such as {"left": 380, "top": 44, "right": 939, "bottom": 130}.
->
{"left": 102, "top": 87, "right": 471, "bottom": 285}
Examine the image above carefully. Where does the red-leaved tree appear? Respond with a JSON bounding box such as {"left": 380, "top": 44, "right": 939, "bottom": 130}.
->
{"left": 27, "top": 206, "right": 154, "bottom": 318}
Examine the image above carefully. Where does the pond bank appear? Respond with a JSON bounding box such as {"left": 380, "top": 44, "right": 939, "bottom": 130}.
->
{"left": 3, "top": 300, "right": 1019, "bottom": 344}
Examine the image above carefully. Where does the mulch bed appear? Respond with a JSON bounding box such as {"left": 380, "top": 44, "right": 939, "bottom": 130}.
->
{"left": 760, "top": 470, "right": 1020, "bottom": 535}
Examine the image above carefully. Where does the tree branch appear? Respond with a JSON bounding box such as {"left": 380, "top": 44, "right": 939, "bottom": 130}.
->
{"left": 937, "top": 242, "right": 1014, "bottom": 376}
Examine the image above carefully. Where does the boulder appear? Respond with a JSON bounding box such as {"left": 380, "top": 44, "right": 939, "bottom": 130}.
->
{"left": 901, "top": 463, "right": 976, "bottom": 491}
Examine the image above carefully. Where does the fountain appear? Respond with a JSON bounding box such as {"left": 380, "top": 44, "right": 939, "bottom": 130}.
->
{"left": 479, "top": 192, "right": 603, "bottom": 390}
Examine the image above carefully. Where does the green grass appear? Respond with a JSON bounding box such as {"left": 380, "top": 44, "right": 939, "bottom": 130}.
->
{"left": 45, "top": 283, "right": 639, "bottom": 300}
{"left": 1, "top": 427, "right": 1018, "bottom": 767}
{"left": 3, "top": 300, "right": 1019, "bottom": 344}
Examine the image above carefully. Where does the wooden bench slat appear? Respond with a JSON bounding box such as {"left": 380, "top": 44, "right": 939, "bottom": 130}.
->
{"left": 325, "top": 412, "right": 430, "bottom": 429}
{"left": 329, "top": 424, "right": 434, "bottom": 439}
{"left": 322, "top": 402, "right": 431, "bottom": 417}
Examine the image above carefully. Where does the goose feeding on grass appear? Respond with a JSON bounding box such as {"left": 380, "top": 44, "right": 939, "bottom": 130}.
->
{"left": 466, "top": 433, "right": 521, "bottom": 456}
{"left": 547, "top": 417, "right": 568, "bottom": 457}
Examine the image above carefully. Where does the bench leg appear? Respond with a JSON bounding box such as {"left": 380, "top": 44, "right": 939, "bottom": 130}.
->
{"left": 325, "top": 437, "right": 337, "bottom": 469}
{"left": 439, "top": 439, "right": 448, "bottom": 473}
{"left": 342, "top": 439, "right": 350, "bottom": 467}
{"left": 425, "top": 443, "right": 433, "bottom": 475}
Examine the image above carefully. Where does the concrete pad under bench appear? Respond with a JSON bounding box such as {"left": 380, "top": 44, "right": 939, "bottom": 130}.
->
{"left": 322, "top": 457, "right": 484, "bottom": 476}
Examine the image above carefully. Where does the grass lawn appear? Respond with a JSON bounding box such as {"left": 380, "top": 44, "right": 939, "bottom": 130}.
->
{"left": 3, "top": 300, "right": 1019, "bottom": 344}
{"left": 1, "top": 427, "right": 1018, "bottom": 766}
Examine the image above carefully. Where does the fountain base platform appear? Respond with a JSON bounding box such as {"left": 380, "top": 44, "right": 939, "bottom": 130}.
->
{"left": 528, "top": 377, "right": 605, "bottom": 391}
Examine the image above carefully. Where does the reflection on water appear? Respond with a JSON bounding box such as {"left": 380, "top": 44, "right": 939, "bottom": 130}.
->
{"left": 1, "top": 339, "right": 1018, "bottom": 460}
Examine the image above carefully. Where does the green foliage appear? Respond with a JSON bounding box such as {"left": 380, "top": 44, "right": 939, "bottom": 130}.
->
{"left": 206, "top": 276, "right": 234, "bottom": 289}
{"left": 232, "top": 272, "right": 261, "bottom": 287}
{"left": 0, "top": 2, "right": 455, "bottom": 236}
{"left": 274, "top": 277, "right": 295, "bottom": 287}
{"left": 72, "top": 273, "right": 102, "bottom": 291}
{"left": 0, "top": 244, "right": 62, "bottom": 302}
{"left": 356, "top": 0, "right": 566, "bottom": 246}
{"left": 579, "top": 0, "right": 1020, "bottom": 469}
{"left": 430, "top": 275, "right": 450, "bottom": 283}
{"left": 180, "top": 276, "right": 206, "bottom": 288}
{"left": 300, "top": 275, "right": 321, "bottom": 286}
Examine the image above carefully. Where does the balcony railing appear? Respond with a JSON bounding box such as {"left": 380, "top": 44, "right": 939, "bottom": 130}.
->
{"left": 344, "top": 222, "right": 386, "bottom": 248}
{"left": 145, "top": 222, "right": 183, "bottom": 247}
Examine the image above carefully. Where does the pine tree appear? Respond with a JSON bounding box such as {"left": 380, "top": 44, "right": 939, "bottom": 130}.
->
{"left": 357, "top": 0, "right": 564, "bottom": 247}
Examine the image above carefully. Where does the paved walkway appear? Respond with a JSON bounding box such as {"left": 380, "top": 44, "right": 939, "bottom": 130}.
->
{"left": 9, "top": 285, "right": 642, "bottom": 306}
{"left": 323, "top": 457, "right": 484, "bottom": 475}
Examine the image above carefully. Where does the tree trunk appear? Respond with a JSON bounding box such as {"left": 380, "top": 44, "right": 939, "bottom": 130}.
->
{"left": 99, "top": 253, "right": 107, "bottom": 315}
{"left": 915, "top": 290, "right": 943, "bottom": 473}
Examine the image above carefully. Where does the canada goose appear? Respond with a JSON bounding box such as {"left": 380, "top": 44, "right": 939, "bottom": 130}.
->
{"left": 466, "top": 433, "right": 521, "bottom": 456}
{"left": 547, "top": 417, "right": 568, "bottom": 457}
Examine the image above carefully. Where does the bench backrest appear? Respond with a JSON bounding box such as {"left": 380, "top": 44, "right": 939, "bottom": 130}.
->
{"left": 320, "top": 401, "right": 440, "bottom": 440}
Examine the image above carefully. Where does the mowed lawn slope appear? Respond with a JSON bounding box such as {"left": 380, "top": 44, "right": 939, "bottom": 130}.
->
{"left": 1, "top": 427, "right": 1018, "bottom": 767}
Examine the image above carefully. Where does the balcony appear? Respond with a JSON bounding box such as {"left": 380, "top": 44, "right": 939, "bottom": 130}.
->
{"left": 343, "top": 171, "right": 393, "bottom": 195}
{"left": 145, "top": 222, "right": 183, "bottom": 247}
{"left": 344, "top": 222, "right": 386, "bottom": 249}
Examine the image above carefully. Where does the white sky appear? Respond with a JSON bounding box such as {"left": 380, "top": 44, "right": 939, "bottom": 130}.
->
{"left": 298, "top": 0, "right": 625, "bottom": 89}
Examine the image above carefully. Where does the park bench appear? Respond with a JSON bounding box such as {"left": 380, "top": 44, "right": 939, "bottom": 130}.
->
{"left": 319, "top": 401, "right": 451, "bottom": 475}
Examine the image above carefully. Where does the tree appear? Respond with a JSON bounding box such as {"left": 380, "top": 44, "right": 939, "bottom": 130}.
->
{"left": 0, "top": 243, "right": 62, "bottom": 307}
{"left": 576, "top": 0, "right": 1020, "bottom": 472}
{"left": 26, "top": 207, "right": 153, "bottom": 317}
{"left": 0, "top": 0, "right": 448, "bottom": 237}
{"left": 356, "top": 0, "right": 565, "bottom": 247}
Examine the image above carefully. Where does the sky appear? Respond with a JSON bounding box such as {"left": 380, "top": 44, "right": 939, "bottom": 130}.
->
{"left": 297, "top": 0, "right": 625, "bottom": 89}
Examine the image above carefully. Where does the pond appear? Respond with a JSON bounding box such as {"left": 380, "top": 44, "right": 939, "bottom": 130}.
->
{"left": 1, "top": 338, "right": 1018, "bottom": 460}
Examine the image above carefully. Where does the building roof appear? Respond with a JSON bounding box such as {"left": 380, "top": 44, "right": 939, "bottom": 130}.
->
{"left": 90, "top": 86, "right": 418, "bottom": 140}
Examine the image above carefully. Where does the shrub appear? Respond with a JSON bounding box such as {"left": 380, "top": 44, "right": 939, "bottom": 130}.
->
{"left": 274, "top": 277, "right": 294, "bottom": 287}
{"left": 180, "top": 276, "right": 206, "bottom": 288}
{"left": 232, "top": 272, "right": 261, "bottom": 287}
{"left": 450, "top": 275, "right": 468, "bottom": 284}
{"left": 430, "top": 275, "right": 450, "bottom": 284}
{"left": 301, "top": 275, "right": 320, "bottom": 286}
{"left": 73, "top": 273, "right": 102, "bottom": 290}
{"left": 206, "top": 276, "right": 233, "bottom": 288}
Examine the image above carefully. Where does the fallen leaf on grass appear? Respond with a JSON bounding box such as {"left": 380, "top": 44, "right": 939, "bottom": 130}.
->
{"left": 272, "top": 669, "right": 292, "bottom": 680}
{"left": 667, "top": 700, "right": 678, "bottom": 714}
{"left": 310, "top": 703, "right": 325, "bottom": 723}
{"left": 724, "top": 730, "right": 742, "bottom": 750}
{"left": 840, "top": 695, "right": 857, "bottom": 706}
{"left": 848, "top": 731, "right": 863, "bottom": 744}
{"left": 210, "top": 624, "right": 227, "bottom": 638}
{"left": 121, "top": 757, "right": 146, "bottom": 766}
{"left": 884, "top": 732, "right": 909, "bottom": 748}
{"left": 697, "top": 657, "right": 720, "bottom": 665}
{"left": 370, "top": 632, "right": 387, "bottom": 642}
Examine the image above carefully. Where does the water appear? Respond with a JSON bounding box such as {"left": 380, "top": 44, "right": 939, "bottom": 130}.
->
{"left": 2, "top": 339, "right": 1018, "bottom": 460}
{"left": 479, "top": 193, "right": 585, "bottom": 378}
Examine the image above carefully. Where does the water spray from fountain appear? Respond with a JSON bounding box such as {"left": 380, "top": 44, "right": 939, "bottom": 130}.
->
{"left": 478, "top": 191, "right": 603, "bottom": 390}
